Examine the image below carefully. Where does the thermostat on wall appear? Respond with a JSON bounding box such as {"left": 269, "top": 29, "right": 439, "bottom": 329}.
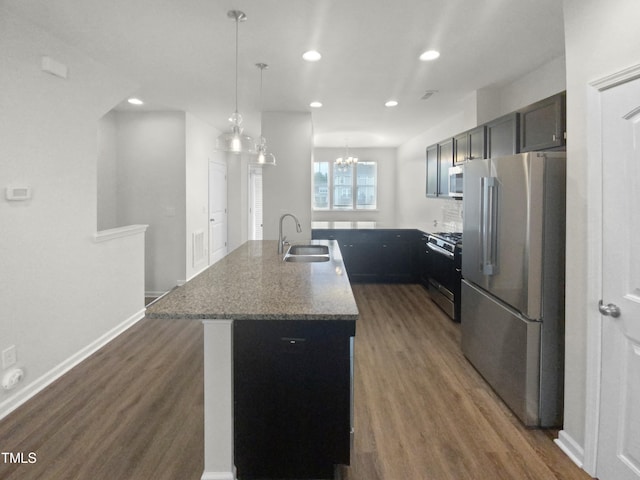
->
{"left": 6, "top": 186, "right": 32, "bottom": 201}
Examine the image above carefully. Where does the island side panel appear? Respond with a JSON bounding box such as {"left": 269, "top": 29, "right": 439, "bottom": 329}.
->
{"left": 202, "top": 319, "right": 235, "bottom": 480}
{"left": 233, "top": 319, "right": 355, "bottom": 479}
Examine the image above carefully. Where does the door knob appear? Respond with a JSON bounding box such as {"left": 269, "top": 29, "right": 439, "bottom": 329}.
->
{"left": 598, "top": 299, "right": 621, "bottom": 318}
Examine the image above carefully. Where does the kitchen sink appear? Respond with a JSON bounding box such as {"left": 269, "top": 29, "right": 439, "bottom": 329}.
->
{"left": 284, "top": 244, "right": 330, "bottom": 262}
{"left": 287, "top": 245, "right": 329, "bottom": 256}
{"left": 284, "top": 255, "right": 330, "bottom": 263}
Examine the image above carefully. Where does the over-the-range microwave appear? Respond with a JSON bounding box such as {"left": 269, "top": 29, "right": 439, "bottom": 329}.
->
{"left": 448, "top": 165, "right": 463, "bottom": 198}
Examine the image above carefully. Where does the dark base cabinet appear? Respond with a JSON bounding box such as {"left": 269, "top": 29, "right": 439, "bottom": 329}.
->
{"left": 312, "top": 229, "right": 418, "bottom": 283}
{"left": 418, "top": 233, "right": 430, "bottom": 287}
{"left": 234, "top": 320, "right": 354, "bottom": 480}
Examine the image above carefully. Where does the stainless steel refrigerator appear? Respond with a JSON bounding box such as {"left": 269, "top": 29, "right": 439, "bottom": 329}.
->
{"left": 461, "top": 151, "right": 566, "bottom": 427}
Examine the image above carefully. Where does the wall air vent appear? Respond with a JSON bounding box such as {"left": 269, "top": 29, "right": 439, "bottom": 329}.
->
{"left": 192, "top": 230, "right": 206, "bottom": 268}
{"left": 421, "top": 90, "right": 438, "bottom": 100}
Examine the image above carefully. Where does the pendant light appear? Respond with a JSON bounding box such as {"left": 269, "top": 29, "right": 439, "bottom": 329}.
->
{"left": 252, "top": 63, "right": 276, "bottom": 166}
{"left": 216, "top": 10, "right": 253, "bottom": 154}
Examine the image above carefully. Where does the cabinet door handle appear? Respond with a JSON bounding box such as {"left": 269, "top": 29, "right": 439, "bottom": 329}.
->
{"left": 552, "top": 133, "right": 557, "bottom": 141}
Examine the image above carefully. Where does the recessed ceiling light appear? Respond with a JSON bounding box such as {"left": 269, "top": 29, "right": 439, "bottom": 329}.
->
{"left": 419, "top": 50, "right": 440, "bottom": 61}
{"left": 127, "top": 98, "right": 144, "bottom": 105}
{"left": 303, "top": 50, "right": 322, "bottom": 62}
{"left": 385, "top": 100, "right": 399, "bottom": 107}
{"left": 310, "top": 101, "right": 323, "bottom": 108}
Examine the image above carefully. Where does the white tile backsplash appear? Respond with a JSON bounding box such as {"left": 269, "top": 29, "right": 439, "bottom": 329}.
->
{"left": 441, "top": 200, "right": 463, "bottom": 232}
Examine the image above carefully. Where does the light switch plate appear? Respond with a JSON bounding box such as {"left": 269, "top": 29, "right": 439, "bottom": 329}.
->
{"left": 6, "top": 186, "right": 32, "bottom": 201}
{"left": 2, "top": 346, "right": 17, "bottom": 369}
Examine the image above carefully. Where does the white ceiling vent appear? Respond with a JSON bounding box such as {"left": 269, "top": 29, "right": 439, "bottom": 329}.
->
{"left": 421, "top": 90, "right": 438, "bottom": 100}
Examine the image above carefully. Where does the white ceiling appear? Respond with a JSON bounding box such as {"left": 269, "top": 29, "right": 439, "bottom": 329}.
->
{"left": 3, "top": 0, "right": 565, "bottom": 147}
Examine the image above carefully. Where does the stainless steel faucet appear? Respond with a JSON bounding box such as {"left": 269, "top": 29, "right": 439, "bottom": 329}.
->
{"left": 278, "top": 213, "right": 302, "bottom": 254}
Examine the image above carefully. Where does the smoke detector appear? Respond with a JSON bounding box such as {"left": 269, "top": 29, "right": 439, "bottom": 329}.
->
{"left": 421, "top": 90, "right": 438, "bottom": 100}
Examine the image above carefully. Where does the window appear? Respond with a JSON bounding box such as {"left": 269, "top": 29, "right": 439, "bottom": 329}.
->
{"left": 313, "top": 162, "right": 330, "bottom": 209}
{"left": 355, "top": 161, "right": 377, "bottom": 209}
{"left": 313, "top": 160, "right": 377, "bottom": 210}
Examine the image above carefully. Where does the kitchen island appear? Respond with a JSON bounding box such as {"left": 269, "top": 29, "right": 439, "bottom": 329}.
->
{"left": 146, "top": 240, "right": 358, "bottom": 480}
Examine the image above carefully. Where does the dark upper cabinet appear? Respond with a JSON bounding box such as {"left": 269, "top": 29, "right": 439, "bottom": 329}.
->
{"left": 424, "top": 92, "right": 564, "bottom": 201}
{"left": 454, "top": 126, "right": 486, "bottom": 164}
{"left": 438, "top": 139, "right": 453, "bottom": 197}
{"left": 453, "top": 132, "right": 468, "bottom": 165}
{"left": 426, "top": 138, "right": 454, "bottom": 198}
{"left": 519, "top": 93, "right": 566, "bottom": 152}
{"left": 486, "top": 112, "right": 520, "bottom": 158}
{"left": 468, "top": 126, "right": 486, "bottom": 161}
{"left": 425, "top": 144, "right": 438, "bottom": 197}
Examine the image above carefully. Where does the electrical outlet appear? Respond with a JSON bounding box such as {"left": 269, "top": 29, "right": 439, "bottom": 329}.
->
{"left": 2, "top": 346, "right": 17, "bottom": 369}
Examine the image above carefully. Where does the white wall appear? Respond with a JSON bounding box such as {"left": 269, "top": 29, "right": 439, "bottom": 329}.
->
{"left": 477, "top": 56, "right": 567, "bottom": 124}
{"left": 312, "top": 147, "right": 397, "bottom": 226}
{"left": 98, "top": 111, "right": 219, "bottom": 291}
{"left": 114, "top": 111, "right": 187, "bottom": 295}
{"left": 262, "top": 112, "right": 313, "bottom": 243}
{"left": 0, "top": 9, "right": 145, "bottom": 418}
{"left": 396, "top": 110, "right": 471, "bottom": 232}
{"left": 97, "top": 111, "right": 119, "bottom": 230}
{"left": 226, "top": 152, "right": 249, "bottom": 253}
{"left": 560, "top": 0, "right": 640, "bottom": 463}
{"left": 185, "top": 113, "right": 218, "bottom": 280}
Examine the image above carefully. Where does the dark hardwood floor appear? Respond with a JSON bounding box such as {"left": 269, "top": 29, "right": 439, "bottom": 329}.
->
{"left": 0, "top": 284, "right": 591, "bottom": 480}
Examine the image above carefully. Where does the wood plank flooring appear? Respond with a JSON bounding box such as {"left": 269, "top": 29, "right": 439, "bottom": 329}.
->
{"left": 0, "top": 284, "right": 591, "bottom": 480}
{"left": 341, "top": 284, "right": 591, "bottom": 480}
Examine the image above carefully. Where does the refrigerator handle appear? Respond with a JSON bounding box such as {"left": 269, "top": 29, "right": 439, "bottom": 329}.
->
{"left": 482, "top": 177, "right": 497, "bottom": 275}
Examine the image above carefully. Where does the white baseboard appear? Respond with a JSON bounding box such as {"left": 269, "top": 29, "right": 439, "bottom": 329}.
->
{"left": 145, "top": 290, "right": 169, "bottom": 298}
{"left": 187, "top": 264, "right": 210, "bottom": 282}
{"left": 201, "top": 472, "right": 235, "bottom": 480}
{"left": 555, "top": 430, "right": 586, "bottom": 469}
{"left": 0, "top": 308, "right": 146, "bottom": 421}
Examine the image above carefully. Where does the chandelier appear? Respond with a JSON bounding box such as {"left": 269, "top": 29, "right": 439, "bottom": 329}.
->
{"left": 335, "top": 142, "right": 358, "bottom": 170}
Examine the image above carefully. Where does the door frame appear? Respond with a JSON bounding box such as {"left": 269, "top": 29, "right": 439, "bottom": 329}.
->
{"left": 582, "top": 63, "right": 640, "bottom": 476}
{"left": 248, "top": 165, "right": 263, "bottom": 240}
{"left": 208, "top": 158, "right": 228, "bottom": 266}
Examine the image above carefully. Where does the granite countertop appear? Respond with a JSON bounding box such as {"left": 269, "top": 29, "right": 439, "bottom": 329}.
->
{"left": 145, "top": 240, "right": 358, "bottom": 321}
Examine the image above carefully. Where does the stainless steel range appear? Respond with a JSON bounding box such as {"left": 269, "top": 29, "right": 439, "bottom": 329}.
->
{"left": 426, "top": 232, "right": 462, "bottom": 322}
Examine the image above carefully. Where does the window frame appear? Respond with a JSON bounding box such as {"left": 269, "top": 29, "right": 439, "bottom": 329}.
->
{"left": 312, "top": 159, "right": 378, "bottom": 211}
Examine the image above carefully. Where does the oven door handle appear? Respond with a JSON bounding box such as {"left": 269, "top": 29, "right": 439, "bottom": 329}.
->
{"left": 426, "top": 242, "right": 454, "bottom": 259}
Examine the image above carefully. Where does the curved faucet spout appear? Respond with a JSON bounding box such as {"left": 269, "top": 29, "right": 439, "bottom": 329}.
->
{"left": 278, "top": 213, "right": 302, "bottom": 254}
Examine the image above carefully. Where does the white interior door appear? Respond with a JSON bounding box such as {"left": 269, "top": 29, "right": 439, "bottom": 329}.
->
{"left": 597, "top": 75, "right": 640, "bottom": 480}
{"left": 209, "top": 160, "right": 227, "bottom": 265}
